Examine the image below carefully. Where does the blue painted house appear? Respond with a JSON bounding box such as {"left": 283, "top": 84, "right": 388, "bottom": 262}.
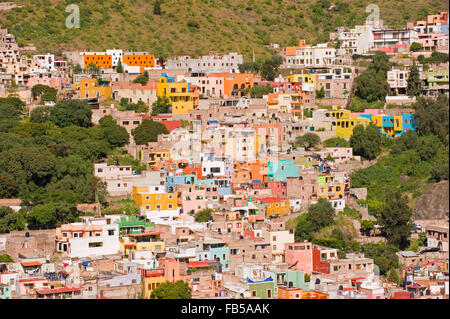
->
{"left": 268, "top": 160, "right": 299, "bottom": 182}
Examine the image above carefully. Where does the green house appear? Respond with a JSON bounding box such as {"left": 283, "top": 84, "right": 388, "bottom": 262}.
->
{"left": 248, "top": 277, "right": 276, "bottom": 299}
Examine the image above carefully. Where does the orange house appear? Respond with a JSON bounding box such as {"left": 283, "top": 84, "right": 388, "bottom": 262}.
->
{"left": 234, "top": 160, "right": 268, "bottom": 184}
{"left": 278, "top": 287, "right": 328, "bottom": 299}
{"left": 267, "top": 93, "right": 279, "bottom": 106}
{"left": 84, "top": 54, "right": 112, "bottom": 69}
{"left": 285, "top": 40, "right": 308, "bottom": 56}
{"left": 122, "top": 53, "right": 155, "bottom": 73}
{"left": 209, "top": 73, "right": 254, "bottom": 98}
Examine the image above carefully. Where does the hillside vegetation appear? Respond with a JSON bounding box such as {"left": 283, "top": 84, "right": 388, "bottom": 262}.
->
{"left": 0, "top": 0, "right": 448, "bottom": 59}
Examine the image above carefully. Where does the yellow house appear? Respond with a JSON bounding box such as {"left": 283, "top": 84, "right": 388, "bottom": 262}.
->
{"left": 140, "top": 147, "right": 171, "bottom": 169}
{"left": 132, "top": 186, "right": 178, "bottom": 213}
{"left": 287, "top": 73, "right": 316, "bottom": 89}
{"left": 120, "top": 232, "right": 165, "bottom": 257}
{"left": 157, "top": 73, "right": 195, "bottom": 114}
{"left": 335, "top": 114, "right": 370, "bottom": 138}
{"left": 317, "top": 175, "right": 345, "bottom": 200}
{"left": 73, "top": 76, "right": 112, "bottom": 99}
{"left": 257, "top": 197, "right": 291, "bottom": 218}
{"left": 143, "top": 270, "right": 166, "bottom": 299}
{"left": 371, "top": 115, "right": 403, "bottom": 137}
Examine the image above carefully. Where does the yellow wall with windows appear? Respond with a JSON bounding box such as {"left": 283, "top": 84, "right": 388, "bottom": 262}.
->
{"left": 335, "top": 116, "right": 370, "bottom": 138}
{"left": 287, "top": 73, "right": 316, "bottom": 88}
{"left": 132, "top": 186, "right": 178, "bottom": 212}
{"left": 73, "top": 77, "right": 112, "bottom": 99}
{"left": 144, "top": 276, "right": 166, "bottom": 299}
{"left": 317, "top": 183, "right": 345, "bottom": 199}
{"left": 157, "top": 77, "right": 194, "bottom": 114}
{"left": 263, "top": 200, "right": 291, "bottom": 217}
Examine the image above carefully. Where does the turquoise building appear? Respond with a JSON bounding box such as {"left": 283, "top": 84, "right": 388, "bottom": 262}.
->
{"left": 268, "top": 160, "right": 299, "bottom": 182}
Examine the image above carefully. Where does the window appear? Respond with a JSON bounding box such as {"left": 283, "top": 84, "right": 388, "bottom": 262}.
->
{"left": 108, "top": 230, "right": 115, "bottom": 236}
{"left": 89, "top": 242, "right": 103, "bottom": 248}
{"left": 156, "top": 205, "right": 161, "bottom": 209}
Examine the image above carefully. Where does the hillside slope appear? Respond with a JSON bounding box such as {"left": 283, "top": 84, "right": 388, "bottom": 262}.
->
{"left": 413, "top": 181, "right": 449, "bottom": 220}
{"left": 0, "top": 0, "right": 448, "bottom": 59}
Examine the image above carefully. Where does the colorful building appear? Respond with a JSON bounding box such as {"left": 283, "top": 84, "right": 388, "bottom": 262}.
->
{"left": 142, "top": 269, "right": 166, "bottom": 299}
{"left": 248, "top": 277, "right": 276, "bottom": 298}
{"left": 122, "top": 52, "right": 155, "bottom": 73}
{"left": 317, "top": 175, "right": 345, "bottom": 200}
{"left": 208, "top": 73, "right": 254, "bottom": 98}
{"left": 73, "top": 76, "right": 112, "bottom": 99}
{"left": 335, "top": 113, "right": 371, "bottom": 138}
{"left": 255, "top": 197, "right": 291, "bottom": 218}
{"left": 118, "top": 216, "right": 154, "bottom": 235}
{"left": 83, "top": 53, "right": 112, "bottom": 70}
{"left": 268, "top": 160, "right": 299, "bottom": 182}
{"left": 286, "top": 73, "right": 316, "bottom": 91}
{"left": 132, "top": 185, "right": 178, "bottom": 214}
{"left": 121, "top": 231, "right": 165, "bottom": 257}
{"left": 157, "top": 73, "right": 196, "bottom": 114}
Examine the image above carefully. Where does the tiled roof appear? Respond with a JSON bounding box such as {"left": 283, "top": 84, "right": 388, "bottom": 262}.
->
{"left": 21, "top": 261, "right": 42, "bottom": 267}
{"left": 127, "top": 231, "right": 162, "bottom": 237}
{"left": 256, "top": 197, "right": 286, "bottom": 203}
{"left": 161, "top": 120, "right": 182, "bottom": 132}
{"left": 35, "top": 285, "right": 84, "bottom": 295}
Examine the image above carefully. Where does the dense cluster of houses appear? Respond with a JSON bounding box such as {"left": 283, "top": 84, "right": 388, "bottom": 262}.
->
{"left": 0, "top": 11, "right": 449, "bottom": 299}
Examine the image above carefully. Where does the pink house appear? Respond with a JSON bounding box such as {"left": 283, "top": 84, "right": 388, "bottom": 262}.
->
{"left": 184, "top": 75, "right": 224, "bottom": 97}
{"left": 180, "top": 185, "right": 206, "bottom": 214}
{"left": 26, "top": 76, "right": 67, "bottom": 90}
{"left": 284, "top": 242, "right": 313, "bottom": 274}
{"left": 158, "top": 258, "right": 190, "bottom": 282}
{"left": 267, "top": 181, "right": 287, "bottom": 198}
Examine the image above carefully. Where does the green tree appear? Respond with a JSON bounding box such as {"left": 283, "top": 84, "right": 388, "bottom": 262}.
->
{"left": 362, "top": 242, "right": 399, "bottom": 276}
{"left": 260, "top": 59, "right": 279, "bottom": 81}
{"left": 295, "top": 133, "right": 321, "bottom": 150}
{"left": 99, "top": 115, "right": 130, "bottom": 148}
{"left": 378, "top": 192, "right": 412, "bottom": 250}
{"left": 0, "top": 254, "right": 14, "bottom": 262}
{"left": 27, "top": 203, "right": 57, "bottom": 229}
{"left": 195, "top": 208, "right": 212, "bottom": 222}
{"left": 410, "top": 42, "right": 422, "bottom": 52}
{"left": 51, "top": 99, "right": 92, "bottom": 128}
{"left": 294, "top": 214, "right": 315, "bottom": 242}
{"left": 354, "top": 51, "right": 390, "bottom": 102}
{"left": 123, "top": 201, "right": 140, "bottom": 216}
{"left": 324, "top": 137, "right": 350, "bottom": 147}
{"left": 245, "top": 84, "right": 274, "bottom": 98}
{"left": 315, "top": 86, "right": 325, "bottom": 98}
{"left": 387, "top": 267, "right": 402, "bottom": 285}
{"left": 306, "top": 198, "right": 335, "bottom": 230}
{"left": 414, "top": 95, "right": 449, "bottom": 143}
{"left": 0, "top": 207, "right": 26, "bottom": 233}
{"left": 87, "top": 63, "right": 100, "bottom": 74}
{"left": 407, "top": 63, "right": 421, "bottom": 98}
{"left": 30, "top": 106, "right": 53, "bottom": 123}
{"left": 360, "top": 220, "right": 376, "bottom": 236}
{"left": 116, "top": 60, "right": 124, "bottom": 73}
{"left": 355, "top": 69, "right": 390, "bottom": 102}
{"left": 151, "top": 96, "right": 172, "bottom": 116}
{"left": 150, "top": 280, "right": 192, "bottom": 299}
{"left": 350, "top": 124, "right": 382, "bottom": 160}
{"left": 73, "top": 64, "right": 83, "bottom": 74}
{"left": 31, "top": 84, "right": 57, "bottom": 104}
{"left": 132, "top": 119, "right": 169, "bottom": 145}
{"left": 133, "top": 71, "right": 149, "bottom": 85}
